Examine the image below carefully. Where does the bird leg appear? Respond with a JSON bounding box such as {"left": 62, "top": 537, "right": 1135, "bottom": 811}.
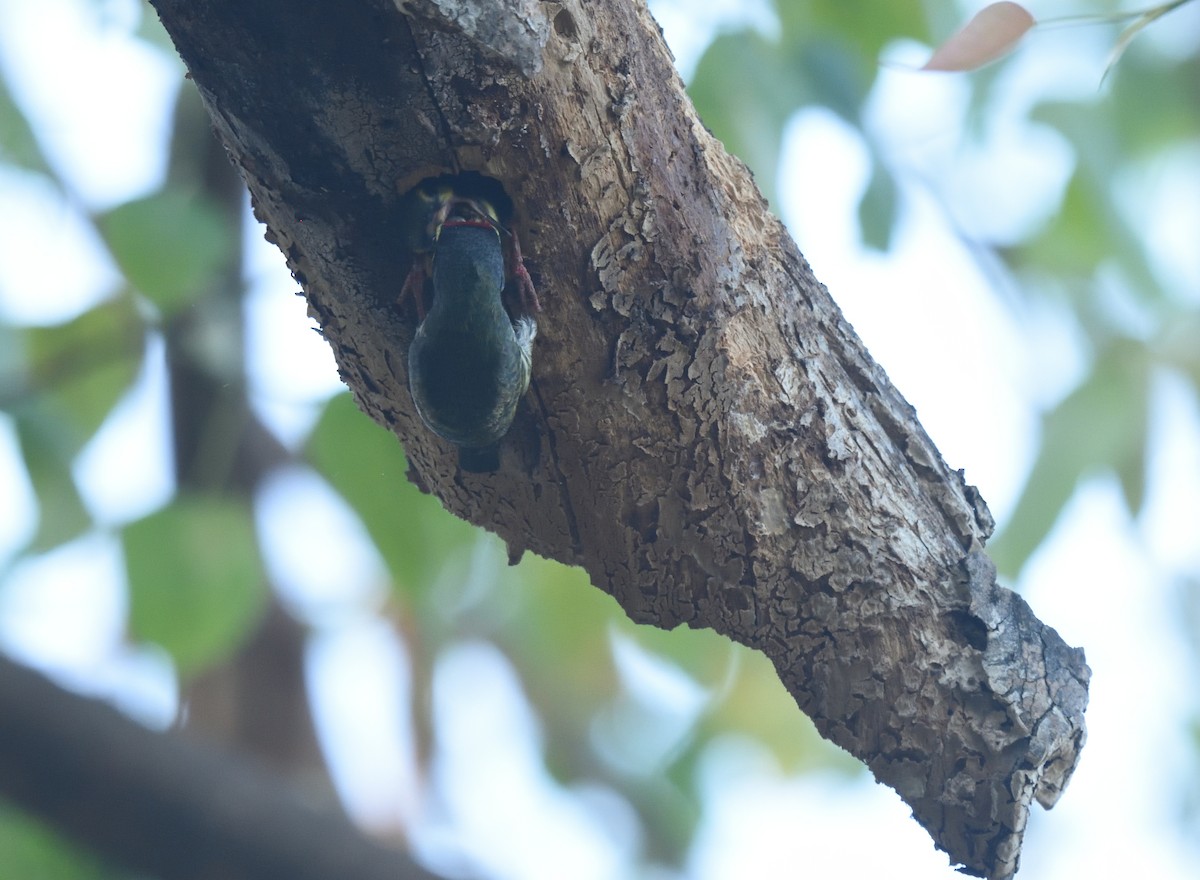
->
{"left": 399, "top": 258, "right": 431, "bottom": 320}
{"left": 503, "top": 228, "right": 541, "bottom": 316}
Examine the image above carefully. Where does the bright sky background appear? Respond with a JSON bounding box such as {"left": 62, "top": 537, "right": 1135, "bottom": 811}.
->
{"left": 0, "top": 0, "right": 1198, "bottom": 878}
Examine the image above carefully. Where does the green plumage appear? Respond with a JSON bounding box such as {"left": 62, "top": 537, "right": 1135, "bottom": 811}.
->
{"left": 403, "top": 191, "right": 538, "bottom": 472}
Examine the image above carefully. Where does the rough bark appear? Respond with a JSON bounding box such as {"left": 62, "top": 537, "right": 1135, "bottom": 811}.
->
{"left": 147, "top": 0, "right": 1090, "bottom": 876}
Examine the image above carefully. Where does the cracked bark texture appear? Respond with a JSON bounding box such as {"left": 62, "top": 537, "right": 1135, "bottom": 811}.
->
{"left": 148, "top": 0, "right": 1090, "bottom": 876}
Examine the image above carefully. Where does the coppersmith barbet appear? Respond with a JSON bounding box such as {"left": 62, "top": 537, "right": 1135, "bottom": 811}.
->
{"left": 402, "top": 186, "right": 540, "bottom": 472}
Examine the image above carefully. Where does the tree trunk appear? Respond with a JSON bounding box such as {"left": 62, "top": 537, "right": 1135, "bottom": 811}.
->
{"left": 147, "top": 1, "right": 1090, "bottom": 876}
{"left": 163, "top": 81, "right": 336, "bottom": 807}
{"left": 0, "top": 656, "right": 437, "bottom": 880}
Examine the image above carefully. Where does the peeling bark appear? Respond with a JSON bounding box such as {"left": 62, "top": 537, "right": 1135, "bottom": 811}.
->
{"left": 147, "top": 0, "right": 1090, "bottom": 876}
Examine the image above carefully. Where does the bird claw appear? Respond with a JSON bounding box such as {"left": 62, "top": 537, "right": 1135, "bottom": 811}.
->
{"left": 400, "top": 261, "right": 430, "bottom": 320}
{"left": 401, "top": 183, "right": 538, "bottom": 322}
{"left": 505, "top": 229, "right": 541, "bottom": 315}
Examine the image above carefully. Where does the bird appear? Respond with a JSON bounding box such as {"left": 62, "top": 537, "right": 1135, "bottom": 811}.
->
{"left": 401, "top": 185, "right": 540, "bottom": 473}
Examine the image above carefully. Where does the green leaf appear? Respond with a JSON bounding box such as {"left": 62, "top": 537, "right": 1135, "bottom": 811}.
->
{"left": 618, "top": 620, "right": 851, "bottom": 774}
{"left": 1014, "top": 172, "right": 1110, "bottom": 278}
{"left": 97, "top": 190, "right": 234, "bottom": 313}
{"left": 8, "top": 297, "right": 143, "bottom": 552}
{"left": 492, "top": 553, "right": 705, "bottom": 860}
{"left": 689, "top": 31, "right": 800, "bottom": 205}
{"left": 806, "top": 0, "right": 930, "bottom": 61}
{"left": 688, "top": 22, "right": 883, "bottom": 212}
{"left": 1027, "top": 101, "right": 1165, "bottom": 307}
{"left": 1160, "top": 311, "right": 1200, "bottom": 386}
{"left": 1109, "top": 56, "right": 1200, "bottom": 157}
{"left": 790, "top": 37, "right": 871, "bottom": 124}
{"left": 122, "top": 495, "right": 267, "bottom": 674}
{"left": 499, "top": 552, "right": 621, "bottom": 707}
{"left": 0, "top": 71, "right": 52, "bottom": 177}
{"left": 858, "top": 158, "right": 898, "bottom": 251}
{"left": 499, "top": 550, "right": 851, "bottom": 780}
{"left": 990, "top": 339, "right": 1150, "bottom": 576}
{"left": 24, "top": 296, "right": 144, "bottom": 450}
{"left": 305, "top": 393, "right": 478, "bottom": 599}
{"left": 0, "top": 804, "right": 119, "bottom": 880}
{"left": 133, "top": 0, "right": 187, "bottom": 57}
{"left": 13, "top": 412, "right": 91, "bottom": 552}
{"left": 703, "top": 645, "right": 859, "bottom": 775}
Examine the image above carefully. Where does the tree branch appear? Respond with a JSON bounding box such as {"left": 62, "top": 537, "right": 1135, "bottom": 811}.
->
{"left": 146, "top": 0, "right": 1090, "bottom": 876}
{"left": 0, "top": 654, "right": 440, "bottom": 880}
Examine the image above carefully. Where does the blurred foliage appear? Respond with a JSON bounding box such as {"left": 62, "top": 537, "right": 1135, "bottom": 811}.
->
{"left": 688, "top": 0, "right": 929, "bottom": 246}
{"left": 306, "top": 393, "right": 852, "bottom": 861}
{"left": 11, "top": 294, "right": 144, "bottom": 549}
{"left": 0, "top": 73, "right": 51, "bottom": 177}
{"left": 98, "top": 190, "right": 234, "bottom": 315}
{"left": 306, "top": 392, "right": 479, "bottom": 603}
{"left": 0, "top": 803, "right": 124, "bottom": 880}
{"left": 0, "top": 0, "right": 1197, "bottom": 875}
{"left": 123, "top": 495, "right": 268, "bottom": 674}
{"left": 688, "top": 0, "right": 1200, "bottom": 581}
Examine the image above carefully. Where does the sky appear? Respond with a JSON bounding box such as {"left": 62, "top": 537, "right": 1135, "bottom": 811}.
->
{"left": 1, "top": 0, "right": 1198, "bottom": 878}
